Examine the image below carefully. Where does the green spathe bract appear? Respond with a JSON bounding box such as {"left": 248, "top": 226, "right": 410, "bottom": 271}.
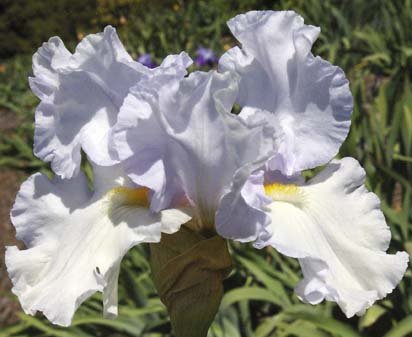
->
{"left": 150, "top": 226, "right": 232, "bottom": 337}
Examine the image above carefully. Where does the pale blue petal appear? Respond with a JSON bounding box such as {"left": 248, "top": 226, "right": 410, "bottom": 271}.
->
{"left": 115, "top": 70, "right": 276, "bottom": 234}
{"left": 219, "top": 11, "right": 353, "bottom": 175}
{"left": 31, "top": 26, "right": 191, "bottom": 179}
{"left": 216, "top": 171, "right": 272, "bottom": 244}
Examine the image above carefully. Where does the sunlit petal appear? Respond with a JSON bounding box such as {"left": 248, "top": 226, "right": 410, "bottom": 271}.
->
{"left": 216, "top": 170, "right": 272, "bottom": 244}
{"left": 31, "top": 26, "right": 191, "bottom": 178}
{"left": 114, "top": 70, "right": 276, "bottom": 233}
{"left": 219, "top": 11, "right": 353, "bottom": 175}
{"left": 6, "top": 167, "right": 190, "bottom": 326}
{"left": 262, "top": 158, "right": 408, "bottom": 317}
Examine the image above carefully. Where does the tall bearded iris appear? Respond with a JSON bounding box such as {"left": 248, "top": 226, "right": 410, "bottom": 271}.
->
{"left": 5, "top": 9, "right": 408, "bottom": 337}
{"left": 115, "top": 9, "right": 408, "bottom": 323}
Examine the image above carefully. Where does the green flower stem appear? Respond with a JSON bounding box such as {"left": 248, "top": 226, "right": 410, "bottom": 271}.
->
{"left": 150, "top": 226, "right": 233, "bottom": 337}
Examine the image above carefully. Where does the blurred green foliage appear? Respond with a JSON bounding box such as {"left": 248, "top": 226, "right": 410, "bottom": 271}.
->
{"left": 0, "top": 0, "right": 411, "bottom": 336}
{"left": 0, "top": 0, "right": 96, "bottom": 58}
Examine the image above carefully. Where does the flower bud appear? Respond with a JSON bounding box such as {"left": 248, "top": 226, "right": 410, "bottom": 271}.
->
{"left": 150, "top": 226, "right": 232, "bottom": 337}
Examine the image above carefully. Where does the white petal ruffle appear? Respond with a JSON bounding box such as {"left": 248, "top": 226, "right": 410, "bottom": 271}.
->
{"left": 6, "top": 171, "right": 190, "bottom": 326}
{"left": 219, "top": 11, "right": 353, "bottom": 175}
{"left": 114, "top": 70, "right": 276, "bottom": 234}
{"left": 31, "top": 26, "right": 191, "bottom": 178}
{"left": 262, "top": 157, "right": 409, "bottom": 317}
{"left": 215, "top": 170, "right": 272, "bottom": 245}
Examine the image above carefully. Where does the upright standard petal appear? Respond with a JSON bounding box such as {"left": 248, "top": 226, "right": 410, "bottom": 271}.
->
{"left": 6, "top": 167, "right": 190, "bottom": 326}
{"left": 261, "top": 157, "right": 408, "bottom": 317}
{"left": 114, "top": 70, "right": 276, "bottom": 234}
{"left": 30, "top": 26, "right": 191, "bottom": 178}
{"left": 219, "top": 11, "right": 353, "bottom": 175}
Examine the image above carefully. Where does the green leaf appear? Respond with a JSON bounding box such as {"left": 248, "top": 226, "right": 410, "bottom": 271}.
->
{"left": 221, "top": 287, "right": 286, "bottom": 309}
{"left": 236, "top": 255, "right": 291, "bottom": 307}
{"left": 359, "top": 305, "right": 387, "bottom": 329}
{"left": 283, "top": 306, "right": 362, "bottom": 337}
{"left": 384, "top": 316, "right": 412, "bottom": 337}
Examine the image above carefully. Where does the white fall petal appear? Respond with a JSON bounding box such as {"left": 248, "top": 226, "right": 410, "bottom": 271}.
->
{"left": 5, "top": 168, "right": 191, "bottom": 326}
{"left": 262, "top": 157, "right": 409, "bottom": 317}
{"left": 30, "top": 25, "right": 191, "bottom": 179}
{"left": 219, "top": 11, "right": 353, "bottom": 176}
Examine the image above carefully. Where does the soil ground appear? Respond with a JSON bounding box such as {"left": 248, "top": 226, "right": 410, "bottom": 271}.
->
{"left": 0, "top": 168, "right": 26, "bottom": 327}
{"left": 0, "top": 108, "right": 26, "bottom": 327}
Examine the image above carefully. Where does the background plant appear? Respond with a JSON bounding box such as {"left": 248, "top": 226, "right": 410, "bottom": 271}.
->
{"left": 0, "top": 1, "right": 411, "bottom": 336}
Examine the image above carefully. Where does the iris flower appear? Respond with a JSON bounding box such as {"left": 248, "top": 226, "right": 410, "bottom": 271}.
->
{"left": 194, "top": 47, "right": 219, "bottom": 67}
{"left": 137, "top": 53, "right": 157, "bottom": 69}
{"left": 6, "top": 9, "right": 408, "bottom": 331}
